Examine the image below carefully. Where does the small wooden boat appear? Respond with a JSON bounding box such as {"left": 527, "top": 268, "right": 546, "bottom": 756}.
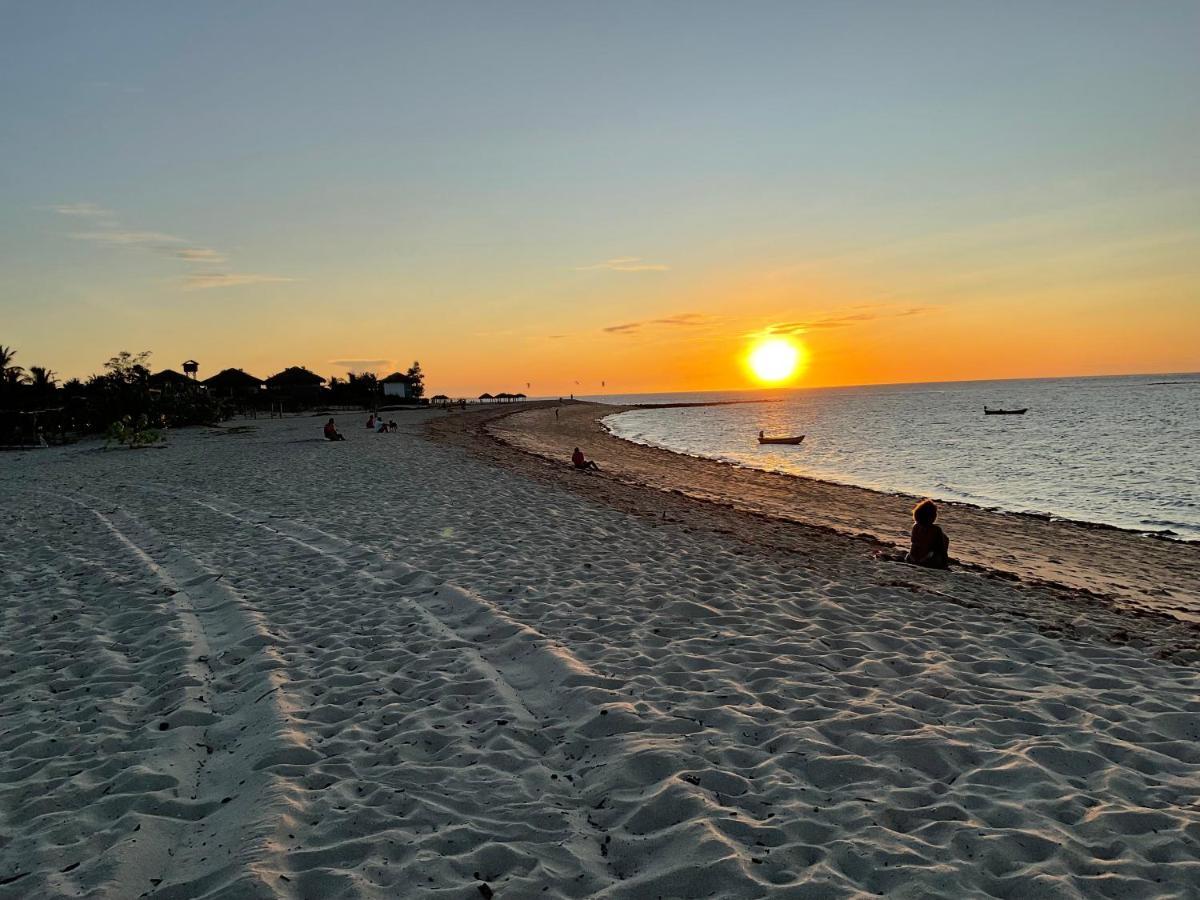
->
{"left": 984, "top": 407, "right": 1028, "bottom": 415}
{"left": 758, "top": 431, "right": 805, "bottom": 445}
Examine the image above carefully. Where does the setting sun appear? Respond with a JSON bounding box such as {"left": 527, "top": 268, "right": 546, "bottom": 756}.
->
{"left": 747, "top": 337, "right": 806, "bottom": 384}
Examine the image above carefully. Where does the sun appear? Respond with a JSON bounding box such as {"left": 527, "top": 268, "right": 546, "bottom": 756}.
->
{"left": 747, "top": 337, "right": 805, "bottom": 384}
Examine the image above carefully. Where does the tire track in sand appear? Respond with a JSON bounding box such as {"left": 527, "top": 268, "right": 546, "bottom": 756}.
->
{"left": 48, "top": 491, "right": 313, "bottom": 898}
{"left": 125, "top": 483, "right": 765, "bottom": 895}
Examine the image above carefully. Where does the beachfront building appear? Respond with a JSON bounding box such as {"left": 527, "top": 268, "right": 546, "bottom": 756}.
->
{"left": 148, "top": 369, "right": 194, "bottom": 393}
{"left": 202, "top": 368, "right": 264, "bottom": 399}
{"left": 381, "top": 372, "right": 416, "bottom": 400}
{"left": 265, "top": 366, "right": 326, "bottom": 407}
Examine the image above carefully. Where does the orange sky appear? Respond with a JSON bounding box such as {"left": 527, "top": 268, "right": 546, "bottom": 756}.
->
{"left": 4, "top": 6, "right": 1198, "bottom": 395}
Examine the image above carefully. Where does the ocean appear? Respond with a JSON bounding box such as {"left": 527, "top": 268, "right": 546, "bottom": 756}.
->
{"left": 593, "top": 374, "right": 1200, "bottom": 541}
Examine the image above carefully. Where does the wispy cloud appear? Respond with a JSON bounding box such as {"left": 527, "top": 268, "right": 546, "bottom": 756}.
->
{"left": 174, "top": 247, "right": 226, "bottom": 263}
{"left": 184, "top": 273, "right": 296, "bottom": 290}
{"left": 48, "top": 203, "right": 288, "bottom": 289}
{"left": 70, "top": 229, "right": 185, "bottom": 246}
{"left": 329, "top": 358, "right": 391, "bottom": 371}
{"left": 45, "top": 202, "right": 115, "bottom": 218}
{"left": 604, "top": 312, "right": 713, "bottom": 335}
{"left": 767, "top": 306, "right": 934, "bottom": 335}
{"left": 576, "top": 256, "right": 670, "bottom": 273}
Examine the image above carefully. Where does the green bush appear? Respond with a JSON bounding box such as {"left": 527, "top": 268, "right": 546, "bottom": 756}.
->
{"left": 105, "top": 414, "right": 163, "bottom": 449}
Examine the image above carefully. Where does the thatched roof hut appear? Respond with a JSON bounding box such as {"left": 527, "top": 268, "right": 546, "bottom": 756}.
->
{"left": 265, "top": 366, "right": 325, "bottom": 388}
{"left": 203, "top": 368, "right": 264, "bottom": 397}
{"left": 149, "top": 368, "right": 191, "bottom": 388}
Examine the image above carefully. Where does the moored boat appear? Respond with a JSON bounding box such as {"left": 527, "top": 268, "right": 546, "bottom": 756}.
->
{"left": 984, "top": 407, "right": 1028, "bottom": 415}
{"left": 758, "top": 431, "right": 805, "bottom": 445}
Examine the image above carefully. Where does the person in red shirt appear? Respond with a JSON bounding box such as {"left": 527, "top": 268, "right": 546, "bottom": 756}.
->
{"left": 906, "top": 499, "right": 949, "bottom": 568}
{"left": 324, "top": 418, "right": 346, "bottom": 441}
{"left": 571, "top": 447, "right": 600, "bottom": 472}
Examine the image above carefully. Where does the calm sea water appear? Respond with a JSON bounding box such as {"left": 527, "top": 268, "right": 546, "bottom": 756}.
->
{"left": 593, "top": 375, "right": 1200, "bottom": 541}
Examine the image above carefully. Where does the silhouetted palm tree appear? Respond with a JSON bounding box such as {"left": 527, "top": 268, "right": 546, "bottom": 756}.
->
{"left": 29, "top": 366, "right": 58, "bottom": 393}
{"left": 2, "top": 366, "right": 28, "bottom": 388}
{"left": 0, "top": 344, "right": 25, "bottom": 389}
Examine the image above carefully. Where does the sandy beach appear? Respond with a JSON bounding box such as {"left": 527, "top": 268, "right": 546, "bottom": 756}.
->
{"left": 485, "top": 403, "right": 1200, "bottom": 625}
{"left": 3, "top": 407, "right": 1200, "bottom": 898}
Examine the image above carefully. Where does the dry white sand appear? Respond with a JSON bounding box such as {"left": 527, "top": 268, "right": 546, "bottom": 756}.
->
{"left": 2, "top": 411, "right": 1199, "bottom": 898}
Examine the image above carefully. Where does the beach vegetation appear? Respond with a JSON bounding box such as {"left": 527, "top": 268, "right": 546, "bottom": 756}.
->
{"left": 328, "top": 371, "right": 381, "bottom": 407}
{"left": 405, "top": 361, "right": 425, "bottom": 399}
{"left": 105, "top": 414, "right": 164, "bottom": 449}
{"left": 1, "top": 345, "right": 222, "bottom": 446}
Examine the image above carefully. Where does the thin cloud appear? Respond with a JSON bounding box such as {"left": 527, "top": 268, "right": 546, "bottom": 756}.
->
{"left": 174, "top": 247, "right": 226, "bottom": 263}
{"left": 576, "top": 256, "right": 670, "bottom": 273}
{"left": 604, "top": 312, "right": 713, "bottom": 335}
{"left": 184, "top": 273, "right": 296, "bottom": 290}
{"left": 71, "top": 230, "right": 186, "bottom": 246}
{"left": 49, "top": 203, "right": 290, "bottom": 289}
{"left": 71, "top": 229, "right": 226, "bottom": 264}
{"left": 767, "top": 306, "right": 933, "bottom": 335}
{"left": 45, "top": 203, "right": 114, "bottom": 218}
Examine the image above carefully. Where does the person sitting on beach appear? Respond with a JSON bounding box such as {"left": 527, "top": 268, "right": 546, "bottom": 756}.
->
{"left": 377, "top": 418, "right": 389, "bottom": 433}
{"left": 906, "top": 499, "right": 949, "bottom": 569}
{"left": 324, "top": 418, "right": 346, "bottom": 441}
{"left": 572, "top": 447, "right": 600, "bottom": 472}
{"left": 366, "top": 414, "right": 376, "bottom": 429}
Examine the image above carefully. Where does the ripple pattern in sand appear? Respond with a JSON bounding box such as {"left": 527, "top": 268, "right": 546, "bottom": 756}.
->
{"left": 3, "top": 417, "right": 1200, "bottom": 899}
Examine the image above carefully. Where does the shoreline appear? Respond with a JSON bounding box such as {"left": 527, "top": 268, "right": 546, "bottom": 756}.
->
{"left": 599, "top": 410, "right": 1194, "bottom": 544}
{"left": 428, "top": 401, "right": 1200, "bottom": 637}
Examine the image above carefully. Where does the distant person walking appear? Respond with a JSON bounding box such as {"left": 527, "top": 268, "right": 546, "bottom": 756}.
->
{"left": 324, "top": 418, "right": 346, "bottom": 441}
{"left": 572, "top": 447, "right": 600, "bottom": 472}
{"left": 906, "top": 499, "right": 949, "bottom": 568}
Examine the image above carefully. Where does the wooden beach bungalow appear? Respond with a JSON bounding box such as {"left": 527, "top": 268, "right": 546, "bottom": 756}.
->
{"left": 202, "top": 368, "right": 264, "bottom": 399}
{"left": 148, "top": 369, "right": 194, "bottom": 393}
{"left": 265, "top": 366, "right": 326, "bottom": 407}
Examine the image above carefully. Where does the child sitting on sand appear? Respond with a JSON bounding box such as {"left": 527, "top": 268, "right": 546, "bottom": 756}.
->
{"left": 906, "top": 499, "right": 949, "bottom": 569}
{"left": 572, "top": 447, "right": 600, "bottom": 472}
{"left": 323, "top": 418, "right": 346, "bottom": 441}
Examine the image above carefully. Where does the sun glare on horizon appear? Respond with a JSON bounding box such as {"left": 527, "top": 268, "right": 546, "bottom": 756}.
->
{"left": 747, "top": 336, "right": 807, "bottom": 385}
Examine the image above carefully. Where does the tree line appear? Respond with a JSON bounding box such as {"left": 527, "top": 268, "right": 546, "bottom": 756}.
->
{"left": 0, "top": 345, "right": 427, "bottom": 447}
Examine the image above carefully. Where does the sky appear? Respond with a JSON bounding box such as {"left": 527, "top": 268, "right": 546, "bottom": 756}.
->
{"left": 2, "top": 1, "right": 1198, "bottom": 396}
